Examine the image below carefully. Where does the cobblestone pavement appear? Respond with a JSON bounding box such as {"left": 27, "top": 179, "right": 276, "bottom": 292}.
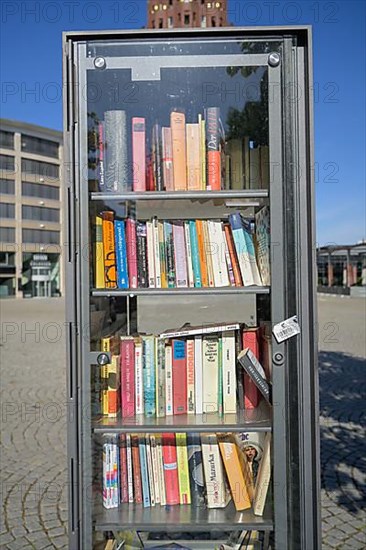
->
{"left": 0, "top": 296, "right": 365, "bottom": 549}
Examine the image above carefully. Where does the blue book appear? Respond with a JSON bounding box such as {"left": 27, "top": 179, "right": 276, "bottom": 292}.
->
{"left": 189, "top": 220, "right": 202, "bottom": 288}
{"left": 138, "top": 436, "right": 151, "bottom": 507}
{"left": 114, "top": 220, "right": 129, "bottom": 288}
{"left": 143, "top": 335, "right": 156, "bottom": 417}
{"left": 228, "top": 212, "right": 255, "bottom": 287}
{"left": 242, "top": 217, "right": 262, "bottom": 285}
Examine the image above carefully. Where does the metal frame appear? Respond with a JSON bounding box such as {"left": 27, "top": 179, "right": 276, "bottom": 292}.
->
{"left": 63, "top": 26, "right": 320, "bottom": 550}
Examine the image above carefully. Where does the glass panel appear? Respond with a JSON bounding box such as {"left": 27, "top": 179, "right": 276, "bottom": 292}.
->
{"left": 0, "top": 130, "right": 14, "bottom": 149}
{"left": 0, "top": 178, "right": 15, "bottom": 194}
{"left": 22, "top": 181, "right": 59, "bottom": 200}
{"left": 22, "top": 229, "right": 59, "bottom": 244}
{"left": 21, "top": 158, "right": 59, "bottom": 179}
{"left": 22, "top": 205, "right": 59, "bottom": 222}
{"left": 0, "top": 202, "right": 15, "bottom": 218}
{"left": 0, "top": 154, "right": 15, "bottom": 174}
{"left": 21, "top": 134, "right": 59, "bottom": 158}
{"left": 0, "top": 227, "right": 15, "bottom": 242}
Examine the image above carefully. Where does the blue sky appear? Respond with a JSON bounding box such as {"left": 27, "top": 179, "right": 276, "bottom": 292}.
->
{"left": 1, "top": 0, "right": 365, "bottom": 246}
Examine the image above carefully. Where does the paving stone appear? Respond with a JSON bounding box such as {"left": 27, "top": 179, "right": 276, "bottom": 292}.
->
{"left": 0, "top": 532, "right": 15, "bottom": 545}
{"left": 6, "top": 537, "right": 33, "bottom": 550}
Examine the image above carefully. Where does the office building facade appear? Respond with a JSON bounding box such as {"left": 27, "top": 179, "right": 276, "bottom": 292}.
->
{"left": 147, "top": 0, "right": 228, "bottom": 29}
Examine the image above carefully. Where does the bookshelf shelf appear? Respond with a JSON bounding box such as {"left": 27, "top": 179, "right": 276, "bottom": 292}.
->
{"left": 92, "top": 403, "right": 272, "bottom": 434}
{"left": 91, "top": 287, "right": 270, "bottom": 297}
{"left": 91, "top": 190, "right": 269, "bottom": 202}
{"left": 94, "top": 501, "right": 273, "bottom": 532}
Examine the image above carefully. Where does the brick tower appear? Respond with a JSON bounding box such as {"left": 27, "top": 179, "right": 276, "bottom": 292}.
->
{"left": 147, "top": 0, "right": 228, "bottom": 29}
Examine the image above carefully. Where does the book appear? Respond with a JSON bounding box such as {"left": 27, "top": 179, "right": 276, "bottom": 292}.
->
{"left": 186, "top": 123, "right": 201, "bottom": 190}
{"left": 207, "top": 220, "right": 230, "bottom": 287}
{"left": 222, "top": 225, "right": 236, "bottom": 286}
{"left": 223, "top": 223, "right": 243, "bottom": 287}
{"left": 155, "top": 434, "right": 166, "bottom": 506}
{"left": 138, "top": 435, "right": 150, "bottom": 507}
{"left": 136, "top": 222, "right": 148, "bottom": 288}
{"left": 132, "top": 117, "right": 146, "bottom": 192}
{"left": 101, "top": 211, "right": 117, "bottom": 289}
{"left": 172, "top": 221, "right": 188, "bottom": 288}
{"left": 115, "top": 219, "right": 129, "bottom": 289}
{"left": 119, "top": 434, "right": 128, "bottom": 503}
{"left": 201, "top": 433, "right": 231, "bottom": 508}
{"left": 237, "top": 348, "right": 271, "bottom": 404}
{"left": 202, "top": 336, "right": 219, "bottom": 414}
{"left": 227, "top": 139, "right": 244, "bottom": 190}
{"left": 120, "top": 337, "right": 135, "bottom": 419}
{"left": 146, "top": 221, "right": 156, "bottom": 288}
{"left": 184, "top": 221, "right": 195, "bottom": 288}
{"left": 150, "top": 435, "right": 161, "bottom": 504}
{"left": 222, "top": 330, "right": 237, "bottom": 414}
{"left": 152, "top": 123, "right": 163, "bottom": 191}
{"left": 126, "top": 218, "right": 138, "bottom": 289}
{"left": 134, "top": 337, "right": 144, "bottom": 415}
{"left": 194, "top": 336, "right": 203, "bottom": 415}
{"left": 94, "top": 216, "right": 105, "bottom": 288}
{"left": 158, "top": 221, "right": 168, "bottom": 288}
{"left": 97, "top": 121, "right": 105, "bottom": 191}
{"left": 242, "top": 218, "right": 262, "bottom": 286}
{"left": 164, "top": 221, "right": 176, "bottom": 288}
{"left": 145, "top": 435, "right": 155, "bottom": 506}
{"left": 236, "top": 431, "right": 266, "bottom": 498}
{"left": 165, "top": 343, "right": 173, "bottom": 416}
{"left": 198, "top": 113, "right": 206, "bottom": 190}
{"left": 100, "top": 336, "right": 111, "bottom": 415}
{"left": 102, "top": 439, "right": 111, "bottom": 508}
{"left": 156, "top": 338, "right": 166, "bottom": 418}
{"left": 104, "top": 110, "right": 128, "bottom": 192}
{"left": 107, "top": 354, "right": 119, "bottom": 417}
{"left": 131, "top": 435, "right": 143, "bottom": 504}
{"left": 228, "top": 212, "right": 258, "bottom": 287}
{"left": 187, "top": 433, "right": 205, "bottom": 507}
{"left": 176, "top": 433, "right": 191, "bottom": 504}
{"left": 189, "top": 220, "right": 202, "bottom": 287}
{"left": 186, "top": 338, "right": 195, "bottom": 414}
{"left": 172, "top": 339, "right": 187, "bottom": 415}
{"left": 171, "top": 111, "right": 187, "bottom": 191}
{"left": 206, "top": 107, "right": 221, "bottom": 191}
{"left": 153, "top": 218, "right": 162, "bottom": 288}
{"left": 160, "top": 322, "right": 240, "bottom": 339}
{"left": 217, "top": 433, "right": 251, "bottom": 511}
{"left": 242, "top": 328, "right": 261, "bottom": 410}
{"left": 162, "top": 433, "right": 180, "bottom": 505}
{"left": 253, "top": 432, "right": 271, "bottom": 515}
{"left": 126, "top": 434, "right": 134, "bottom": 503}
{"left": 202, "top": 220, "right": 215, "bottom": 287}
{"left": 142, "top": 335, "right": 156, "bottom": 417}
{"left": 195, "top": 220, "right": 209, "bottom": 287}
{"left": 255, "top": 206, "right": 270, "bottom": 286}
{"left": 162, "top": 127, "right": 174, "bottom": 191}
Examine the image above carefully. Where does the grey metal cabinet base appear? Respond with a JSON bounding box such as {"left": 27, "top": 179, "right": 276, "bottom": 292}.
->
{"left": 63, "top": 26, "right": 320, "bottom": 550}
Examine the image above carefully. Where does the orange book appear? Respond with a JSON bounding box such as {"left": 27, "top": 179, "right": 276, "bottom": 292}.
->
{"left": 217, "top": 433, "right": 252, "bottom": 511}
{"left": 186, "top": 123, "right": 201, "bottom": 190}
{"left": 107, "top": 354, "right": 119, "bottom": 417}
{"left": 171, "top": 111, "right": 187, "bottom": 191}
{"left": 101, "top": 211, "right": 117, "bottom": 288}
{"left": 195, "top": 220, "right": 208, "bottom": 287}
{"left": 224, "top": 224, "right": 243, "bottom": 287}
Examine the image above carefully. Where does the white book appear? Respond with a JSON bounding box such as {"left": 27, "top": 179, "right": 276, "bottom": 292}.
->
{"left": 145, "top": 436, "right": 155, "bottom": 506}
{"left": 201, "top": 434, "right": 231, "bottom": 508}
{"left": 135, "top": 338, "right": 144, "bottom": 415}
{"left": 149, "top": 435, "right": 161, "bottom": 505}
{"left": 112, "top": 440, "right": 119, "bottom": 508}
{"left": 165, "top": 344, "right": 173, "bottom": 416}
{"left": 194, "top": 336, "right": 203, "bottom": 415}
{"left": 146, "top": 221, "right": 156, "bottom": 288}
{"left": 126, "top": 434, "right": 134, "bottom": 504}
{"left": 207, "top": 220, "right": 230, "bottom": 287}
{"left": 184, "top": 221, "right": 195, "bottom": 288}
{"left": 160, "top": 322, "right": 240, "bottom": 339}
{"left": 254, "top": 433, "right": 271, "bottom": 516}
{"left": 202, "top": 336, "right": 219, "bottom": 414}
{"left": 102, "top": 442, "right": 110, "bottom": 509}
{"left": 153, "top": 218, "right": 161, "bottom": 288}
{"left": 186, "top": 338, "right": 195, "bottom": 414}
{"left": 156, "top": 435, "right": 166, "bottom": 506}
{"left": 222, "top": 330, "right": 237, "bottom": 414}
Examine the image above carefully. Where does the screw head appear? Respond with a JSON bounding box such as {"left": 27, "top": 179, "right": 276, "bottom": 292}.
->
{"left": 94, "top": 56, "right": 106, "bottom": 70}
{"left": 268, "top": 52, "right": 281, "bottom": 67}
{"left": 273, "top": 352, "right": 284, "bottom": 365}
{"left": 97, "top": 353, "right": 109, "bottom": 366}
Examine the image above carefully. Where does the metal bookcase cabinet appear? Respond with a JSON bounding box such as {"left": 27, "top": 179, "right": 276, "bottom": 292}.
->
{"left": 63, "top": 26, "right": 320, "bottom": 550}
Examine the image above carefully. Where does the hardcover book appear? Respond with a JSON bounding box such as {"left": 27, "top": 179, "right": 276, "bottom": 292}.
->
{"left": 237, "top": 349, "right": 272, "bottom": 404}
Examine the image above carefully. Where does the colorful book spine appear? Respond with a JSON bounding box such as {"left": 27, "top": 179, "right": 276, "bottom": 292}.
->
{"left": 126, "top": 434, "right": 134, "bottom": 503}
{"left": 187, "top": 433, "right": 205, "bottom": 507}
{"left": 134, "top": 337, "right": 144, "bottom": 415}
{"left": 145, "top": 435, "right": 155, "bottom": 506}
{"left": 217, "top": 434, "right": 251, "bottom": 511}
{"left": 222, "top": 225, "right": 236, "bottom": 286}
{"left": 102, "top": 439, "right": 110, "bottom": 508}
{"left": 152, "top": 123, "right": 163, "bottom": 191}
{"left": 150, "top": 435, "right": 161, "bottom": 504}
{"left": 115, "top": 219, "right": 129, "bottom": 289}
{"left": 95, "top": 216, "right": 105, "bottom": 288}
{"left": 194, "top": 336, "right": 203, "bottom": 415}
{"left": 206, "top": 107, "right": 221, "bottom": 191}
{"left": 155, "top": 434, "right": 166, "bottom": 506}
{"left": 162, "top": 433, "right": 180, "bottom": 505}
{"left": 156, "top": 338, "right": 166, "bottom": 418}
{"left": 153, "top": 218, "right": 161, "bottom": 288}
{"left": 184, "top": 221, "right": 195, "bottom": 288}
{"left": 222, "top": 331, "right": 237, "bottom": 414}
{"left": 165, "top": 343, "right": 173, "bottom": 416}
{"left": 186, "top": 338, "right": 195, "bottom": 414}
{"left": 164, "top": 221, "right": 176, "bottom": 288}
{"left": 138, "top": 436, "right": 150, "bottom": 507}
{"left": 120, "top": 337, "right": 135, "bottom": 419}
{"left": 146, "top": 221, "right": 156, "bottom": 288}
{"left": 162, "top": 126, "right": 174, "bottom": 191}
{"left": 202, "top": 336, "right": 219, "bottom": 414}
{"left": 102, "top": 211, "right": 117, "bottom": 288}
{"left": 131, "top": 435, "right": 143, "bottom": 504}
{"left": 98, "top": 121, "right": 105, "bottom": 191}
{"left": 158, "top": 221, "right": 168, "bottom": 288}
{"left": 108, "top": 354, "right": 119, "bottom": 417}
{"left": 119, "top": 434, "right": 128, "bottom": 503}
{"left": 242, "top": 218, "right": 262, "bottom": 286}
{"left": 143, "top": 336, "right": 156, "bottom": 417}
{"left": 242, "top": 328, "right": 261, "bottom": 409}
{"left": 132, "top": 117, "right": 146, "bottom": 192}
{"left": 101, "top": 337, "right": 111, "bottom": 415}
{"left": 224, "top": 223, "right": 243, "bottom": 287}
{"left": 207, "top": 220, "right": 230, "bottom": 287}
{"left": 186, "top": 123, "right": 201, "bottom": 190}
{"left": 126, "top": 218, "right": 138, "bottom": 289}
{"left": 202, "top": 220, "right": 215, "bottom": 287}
{"left": 171, "top": 111, "right": 187, "bottom": 191}
{"left": 173, "top": 221, "right": 188, "bottom": 288}
{"left": 136, "top": 222, "right": 148, "bottom": 288}
{"left": 189, "top": 220, "right": 202, "bottom": 287}
{"left": 176, "top": 433, "right": 191, "bottom": 504}
{"left": 229, "top": 212, "right": 256, "bottom": 287}
{"left": 172, "top": 339, "right": 187, "bottom": 415}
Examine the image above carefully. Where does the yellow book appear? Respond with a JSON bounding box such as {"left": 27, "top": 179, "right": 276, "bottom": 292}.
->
{"left": 95, "top": 216, "right": 105, "bottom": 288}
{"left": 101, "top": 337, "right": 111, "bottom": 415}
{"left": 217, "top": 433, "right": 252, "bottom": 511}
{"left": 107, "top": 355, "right": 119, "bottom": 418}
{"left": 176, "top": 433, "right": 191, "bottom": 504}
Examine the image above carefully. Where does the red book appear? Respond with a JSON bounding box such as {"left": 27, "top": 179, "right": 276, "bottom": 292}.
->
{"left": 132, "top": 117, "right": 146, "bottom": 192}
{"left": 162, "top": 433, "right": 180, "bottom": 505}
{"left": 131, "top": 435, "right": 143, "bottom": 504}
{"left": 126, "top": 218, "right": 138, "bottom": 289}
{"left": 172, "top": 339, "right": 187, "bottom": 415}
{"left": 120, "top": 337, "right": 135, "bottom": 419}
{"left": 119, "top": 434, "right": 128, "bottom": 503}
{"left": 146, "top": 154, "right": 155, "bottom": 191}
{"left": 242, "top": 328, "right": 261, "bottom": 409}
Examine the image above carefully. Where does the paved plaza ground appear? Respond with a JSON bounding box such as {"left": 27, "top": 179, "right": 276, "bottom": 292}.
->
{"left": 0, "top": 296, "right": 365, "bottom": 549}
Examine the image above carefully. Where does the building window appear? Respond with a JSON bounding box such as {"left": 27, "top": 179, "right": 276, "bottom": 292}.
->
{"left": 0, "top": 154, "right": 15, "bottom": 173}
{"left": 159, "top": 18, "right": 163, "bottom": 28}
{"left": 0, "top": 252, "right": 15, "bottom": 266}
{"left": 21, "top": 134, "right": 59, "bottom": 159}
{"left": 0, "top": 179, "right": 15, "bottom": 194}
{"left": 0, "top": 202, "right": 15, "bottom": 219}
{"left": 22, "top": 205, "right": 59, "bottom": 223}
{"left": 22, "top": 229, "right": 60, "bottom": 244}
{"left": 184, "top": 14, "right": 190, "bottom": 25}
{"left": 201, "top": 15, "right": 207, "bottom": 27}
{"left": 0, "top": 130, "right": 14, "bottom": 150}
{"left": 168, "top": 16, "right": 173, "bottom": 27}
{"left": 0, "top": 227, "right": 15, "bottom": 243}
{"left": 211, "top": 16, "right": 216, "bottom": 26}
{"left": 21, "top": 158, "right": 59, "bottom": 180}
{"left": 22, "top": 181, "right": 59, "bottom": 200}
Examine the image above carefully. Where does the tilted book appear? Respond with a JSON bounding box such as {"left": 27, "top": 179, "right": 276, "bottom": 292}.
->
{"left": 228, "top": 212, "right": 257, "bottom": 287}
{"left": 237, "top": 348, "right": 272, "bottom": 404}
{"left": 160, "top": 321, "right": 240, "bottom": 339}
{"left": 255, "top": 206, "right": 271, "bottom": 286}
{"left": 254, "top": 432, "right": 271, "bottom": 516}
{"left": 217, "top": 433, "right": 252, "bottom": 511}
{"left": 223, "top": 223, "right": 243, "bottom": 287}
